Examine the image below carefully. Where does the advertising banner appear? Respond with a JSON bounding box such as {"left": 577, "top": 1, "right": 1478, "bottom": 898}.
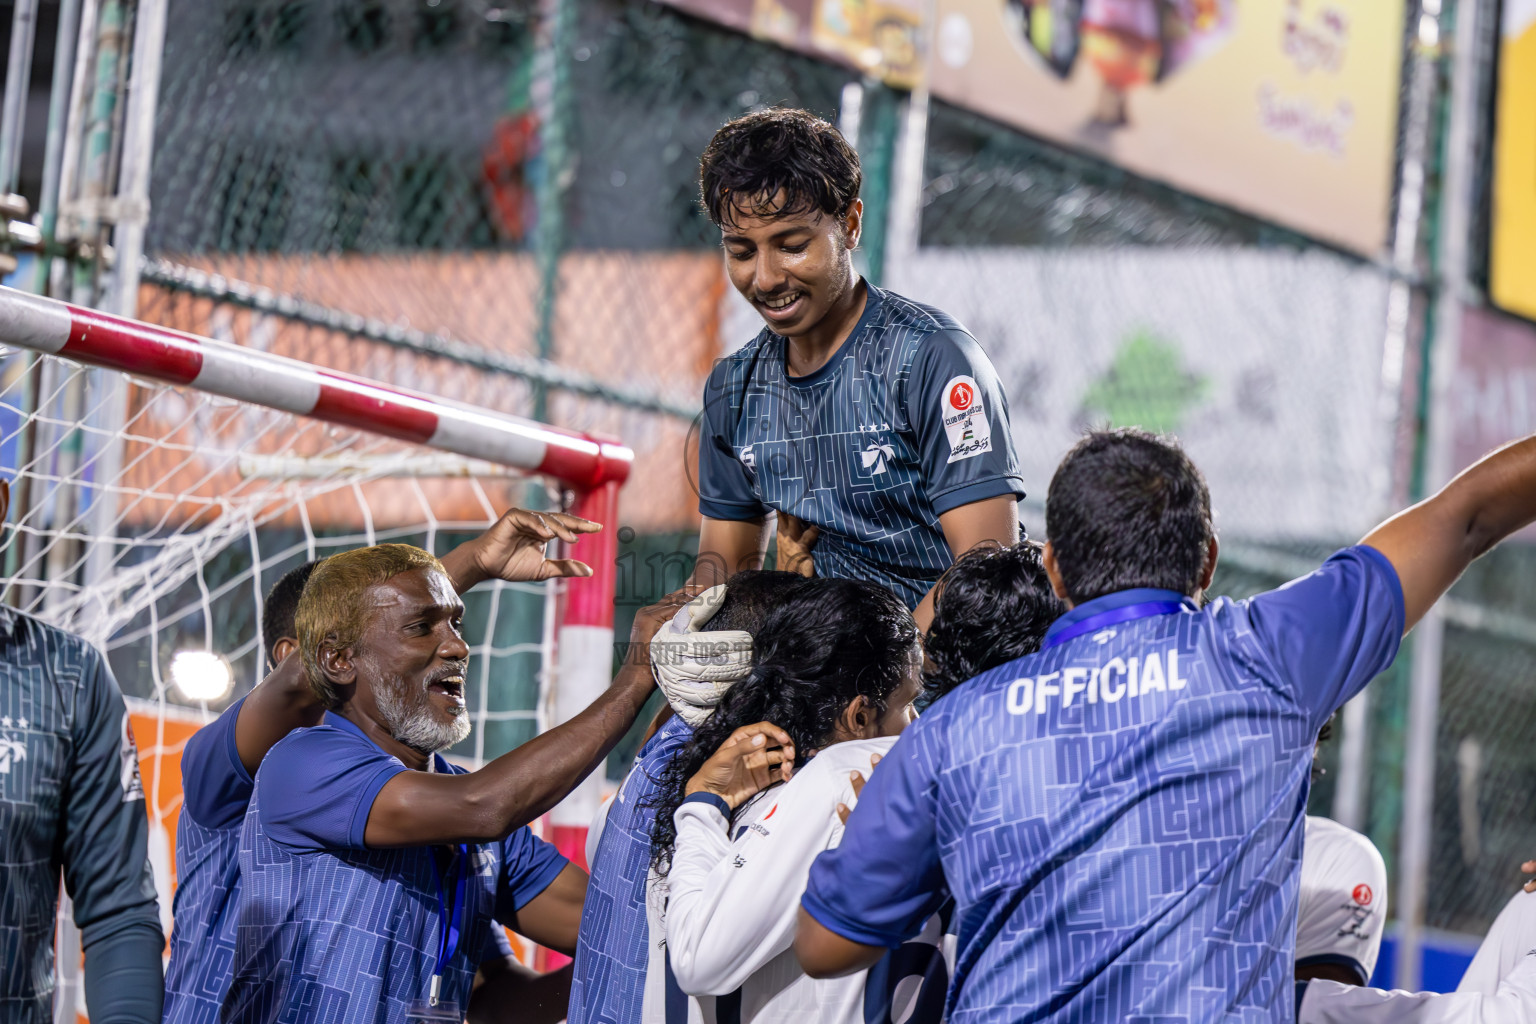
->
{"left": 928, "top": 0, "right": 1404, "bottom": 254}
{"left": 657, "top": 0, "right": 1405, "bottom": 255}
{"left": 656, "top": 0, "right": 926, "bottom": 88}
{"left": 1490, "top": 0, "right": 1536, "bottom": 321}
{"left": 888, "top": 248, "right": 1395, "bottom": 541}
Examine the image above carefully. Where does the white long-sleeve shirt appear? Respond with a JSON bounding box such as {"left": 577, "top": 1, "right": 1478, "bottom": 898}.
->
{"left": 1299, "top": 954, "right": 1536, "bottom": 1023}
{"left": 1459, "top": 890, "right": 1536, "bottom": 996}
{"left": 653, "top": 736, "right": 951, "bottom": 1024}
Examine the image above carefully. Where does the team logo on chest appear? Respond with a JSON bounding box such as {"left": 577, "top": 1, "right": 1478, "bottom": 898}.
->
{"left": 0, "top": 720, "right": 26, "bottom": 774}
{"left": 861, "top": 443, "right": 896, "bottom": 476}
{"left": 941, "top": 375, "right": 991, "bottom": 463}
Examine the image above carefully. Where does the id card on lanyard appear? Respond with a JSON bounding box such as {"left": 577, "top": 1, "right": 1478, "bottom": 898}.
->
{"left": 406, "top": 843, "right": 471, "bottom": 1024}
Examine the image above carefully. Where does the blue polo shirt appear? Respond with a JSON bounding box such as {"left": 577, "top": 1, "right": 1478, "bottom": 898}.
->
{"left": 162, "top": 697, "right": 254, "bottom": 1024}
{"left": 804, "top": 546, "right": 1405, "bottom": 1023}
{"left": 568, "top": 714, "right": 693, "bottom": 1024}
{"left": 700, "top": 285, "right": 1026, "bottom": 608}
{"left": 222, "top": 713, "right": 568, "bottom": 1023}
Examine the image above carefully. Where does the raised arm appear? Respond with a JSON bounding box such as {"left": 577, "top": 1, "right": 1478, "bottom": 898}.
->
{"left": 361, "top": 590, "right": 690, "bottom": 847}
{"left": 688, "top": 515, "right": 771, "bottom": 591}
{"left": 1362, "top": 436, "right": 1536, "bottom": 631}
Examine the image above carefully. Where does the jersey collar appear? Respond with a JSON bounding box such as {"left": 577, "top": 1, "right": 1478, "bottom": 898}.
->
{"left": 1042, "top": 587, "right": 1197, "bottom": 649}
{"left": 782, "top": 282, "right": 883, "bottom": 388}
{"left": 0, "top": 603, "right": 14, "bottom": 638}
{"left": 326, "top": 707, "right": 455, "bottom": 773}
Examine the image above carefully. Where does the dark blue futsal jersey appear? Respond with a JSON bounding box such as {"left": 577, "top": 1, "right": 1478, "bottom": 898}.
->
{"left": 805, "top": 547, "right": 1405, "bottom": 1024}
{"left": 699, "top": 285, "right": 1026, "bottom": 608}
{"left": 223, "top": 713, "right": 568, "bottom": 1024}
{"left": 0, "top": 606, "right": 160, "bottom": 1024}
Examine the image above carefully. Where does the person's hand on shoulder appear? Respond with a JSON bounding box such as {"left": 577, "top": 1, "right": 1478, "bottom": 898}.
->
{"left": 1522, "top": 858, "right": 1536, "bottom": 894}
{"left": 441, "top": 508, "right": 600, "bottom": 591}
{"left": 835, "top": 753, "right": 882, "bottom": 825}
{"left": 686, "top": 722, "right": 795, "bottom": 810}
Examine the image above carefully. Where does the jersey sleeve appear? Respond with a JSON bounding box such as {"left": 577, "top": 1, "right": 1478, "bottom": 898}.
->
{"left": 1297, "top": 822, "right": 1389, "bottom": 983}
{"left": 1244, "top": 545, "right": 1405, "bottom": 731}
{"left": 494, "top": 827, "right": 570, "bottom": 916}
{"left": 1459, "top": 892, "right": 1536, "bottom": 995}
{"left": 254, "top": 726, "right": 407, "bottom": 852}
{"left": 665, "top": 768, "right": 846, "bottom": 996}
{"left": 802, "top": 723, "right": 947, "bottom": 948}
{"left": 698, "top": 358, "right": 768, "bottom": 521}
{"left": 61, "top": 646, "right": 161, "bottom": 946}
{"left": 1300, "top": 955, "right": 1536, "bottom": 1024}
{"left": 180, "top": 695, "right": 255, "bottom": 831}
{"left": 905, "top": 330, "right": 1026, "bottom": 516}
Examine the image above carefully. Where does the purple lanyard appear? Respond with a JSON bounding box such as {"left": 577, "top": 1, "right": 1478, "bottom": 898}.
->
{"left": 1041, "top": 601, "right": 1186, "bottom": 650}
{"left": 428, "top": 844, "right": 471, "bottom": 1008}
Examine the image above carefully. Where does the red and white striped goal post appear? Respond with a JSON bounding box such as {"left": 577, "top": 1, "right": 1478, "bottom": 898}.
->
{"left": 0, "top": 283, "right": 629, "bottom": 868}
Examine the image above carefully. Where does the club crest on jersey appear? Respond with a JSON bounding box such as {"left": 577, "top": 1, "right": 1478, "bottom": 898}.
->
{"left": 941, "top": 375, "right": 991, "bottom": 463}
{"left": 861, "top": 443, "right": 895, "bottom": 476}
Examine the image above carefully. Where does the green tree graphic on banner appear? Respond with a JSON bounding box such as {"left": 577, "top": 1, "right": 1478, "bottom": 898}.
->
{"left": 1081, "top": 329, "right": 1209, "bottom": 433}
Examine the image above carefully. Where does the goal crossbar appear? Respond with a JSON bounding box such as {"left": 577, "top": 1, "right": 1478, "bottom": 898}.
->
{"left": 0, "top": 284, "right": 634, "bottom": 489}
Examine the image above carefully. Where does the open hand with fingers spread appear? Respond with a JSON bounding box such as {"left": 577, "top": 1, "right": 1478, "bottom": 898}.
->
{"left": 835, "top": 753, "right": 881, "bottom": 825}
{"left": 441, "top": 507, "right": 601, "bottom": 590}
{"left": 686, "top": 722, "right": 796, "bottom": 811}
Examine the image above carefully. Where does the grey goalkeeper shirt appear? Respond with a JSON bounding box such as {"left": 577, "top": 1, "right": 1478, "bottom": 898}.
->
{"left": 0, "top": 604, "right": 161, "bottom": 1023}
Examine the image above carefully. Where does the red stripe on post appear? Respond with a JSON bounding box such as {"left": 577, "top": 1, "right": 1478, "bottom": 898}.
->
{"left": 63, "top": 308, "right": 204, "bottom": 384}
{"left": 312, "top": 373, "right": 440, "bottom": 445}
{"left": 536, "top": 434, "right": 632, "bottom": 490}
{"left": 565, "top": 481, "right": 620, "bottom": 629}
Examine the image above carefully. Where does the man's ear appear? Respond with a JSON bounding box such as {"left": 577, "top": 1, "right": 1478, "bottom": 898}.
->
{"left": 318, "top": 638, "right": 358, "bottom": 694}
{"left": 1042, "top": 541, "right": 1073, "bottom": 607}
{"left": 271, "top": 636, "right": 298, "bottom": 668}
{"left": 841, "top": 199, "right": 863, "bottom": 251}
{"left": 1198, "top": 536, "right": 1220, "bottom": 593}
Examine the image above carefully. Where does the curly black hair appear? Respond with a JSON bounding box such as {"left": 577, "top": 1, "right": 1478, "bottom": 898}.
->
{"left": 922, "top": 541, "right": 1066, "bottom": 703}
{"left": 648, "top": 576, "right": 918, "bottom": 874}
{"left": 698, "top": 108, "right": 862, "bottom": 229}
{"left": 262, "top": 560, "right": 318, "bottom": 669}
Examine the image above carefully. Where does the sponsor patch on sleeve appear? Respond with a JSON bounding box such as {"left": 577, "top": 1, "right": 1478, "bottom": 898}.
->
{"left": 941, "top": 375, "right": 992, "bottom": 463}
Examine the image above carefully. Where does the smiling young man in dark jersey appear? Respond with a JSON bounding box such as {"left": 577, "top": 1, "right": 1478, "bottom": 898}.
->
{"left": 687, "top": 108, "right": 1026, "bottom": 628}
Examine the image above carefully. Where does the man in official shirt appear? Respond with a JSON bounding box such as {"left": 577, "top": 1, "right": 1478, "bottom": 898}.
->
{"left": 0, "top": 477, "right": 162, "bottom": 1024}
{"left": 796, "top": 427, "right": 1536, "bottom": 1022}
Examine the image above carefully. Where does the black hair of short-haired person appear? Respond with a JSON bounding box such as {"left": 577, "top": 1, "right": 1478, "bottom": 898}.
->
{"left": 922, "top": 541, "right": 1067, "bottom": 704}
{"left": 1046, "top": 428, "right": 1216, "bottom": 605}
{"left": 647, "top": 576, "right": 918, "bottom": 874}
{"left": 699, "top": 569, "right": 816, "bottom": 632}
{"left": 262, "top": 560, "right": 319, "bottom": 668}
{"left": 698, "top": 107, "right": 862, "bottom": 229}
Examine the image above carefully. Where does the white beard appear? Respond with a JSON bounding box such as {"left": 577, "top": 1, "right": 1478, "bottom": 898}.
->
{"left": 376, "top": 678, "right": 472, "bottom": 754}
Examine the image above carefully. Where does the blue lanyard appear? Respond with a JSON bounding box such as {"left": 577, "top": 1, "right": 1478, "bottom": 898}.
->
{"left": 428, "top": 844, "right": 471, "bottom": 1008}
{"left": 1041, "top": 601, "right": 1187, "bottom": 650}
